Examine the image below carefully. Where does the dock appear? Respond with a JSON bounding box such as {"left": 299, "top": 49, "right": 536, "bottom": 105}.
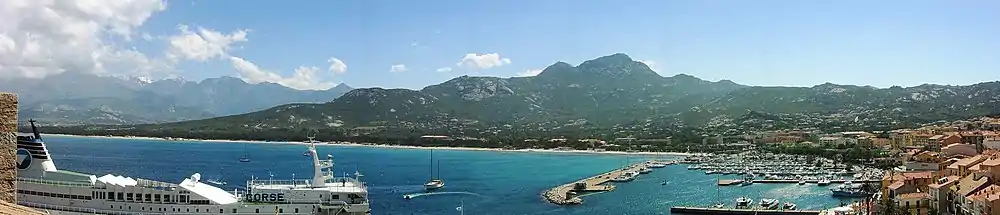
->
{"left": 670, "top": 207, "right": 821, "bottom": 215}
{"left": 542, "top": 164, "right": 646, "bottom": 205}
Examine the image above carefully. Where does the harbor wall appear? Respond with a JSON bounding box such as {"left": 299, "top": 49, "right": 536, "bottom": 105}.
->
{"left": 0, "top": 92, "right": 15, "bottom": 204}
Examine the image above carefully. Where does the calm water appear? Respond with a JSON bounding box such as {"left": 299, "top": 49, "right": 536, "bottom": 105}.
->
{"left": 41, "top": 136, "right": 862, "bottom": 215}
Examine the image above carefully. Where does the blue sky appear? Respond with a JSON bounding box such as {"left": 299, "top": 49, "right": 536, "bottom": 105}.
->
{"left": 12, "top": 0, "right": 997, "bottom": 90}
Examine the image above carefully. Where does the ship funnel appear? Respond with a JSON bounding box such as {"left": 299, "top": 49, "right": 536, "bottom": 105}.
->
{"left": 16, "top": 119, "right": 58, "bottom": 177}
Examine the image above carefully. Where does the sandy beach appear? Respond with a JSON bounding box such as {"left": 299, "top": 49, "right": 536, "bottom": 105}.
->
{"left": 43, "top": 133, "right": 693, "bottom": 157}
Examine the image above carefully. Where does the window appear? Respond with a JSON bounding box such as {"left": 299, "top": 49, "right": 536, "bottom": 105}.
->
{"left": 165, "top": 195, "right": 171, "bottom": 202}
{"left": 127, "top": 193, "right": 133, "bottom": 201}
{"left": 232, "top": 208, "right": 237, "bottom": 213}
{"left": 295, "top": 208, "right": 299, "bottom": 213}
{"left": 106, "top": 192, "right": 114, "bottom": 200}
{"left": 154, "top": 194, "right": 161, "bottom": 202}
{"left": 256, "top": 209, "right": 259, "bottom": 213}
{"left": 117, "top": 192, "right": 123, "bottom": 200}
{"left": 145, "top": 194, "right": 152, "bottom": 202}
{"left": 332, "top": 195, "right": 339, "bottom": 199}
{"left": 220, "top": 209, "right": 224, "bottom": 213}
{"left": 279, "top": 209, "right": 283, "bottom": 213}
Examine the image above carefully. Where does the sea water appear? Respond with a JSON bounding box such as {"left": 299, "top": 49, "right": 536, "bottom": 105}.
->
{"left": 42, "top": 136, "right": 863, "bottom": 215}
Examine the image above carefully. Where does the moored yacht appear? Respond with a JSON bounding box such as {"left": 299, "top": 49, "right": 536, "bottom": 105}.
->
{"left": 15, "top": 120, "right": 370, "bottom": 215}
{"left": 735, "top": 197, "right": 753, "bottom": 209}
{"left": 612, "top": 171, "right": 639, "bottom": 182}
{"left": 647, "top": 161, "right": 667, "bottom": 168}
{"left": 817, "top": 178, "right": 832, "bottom": 186}
{"left": 783, "top": 202, "right": 797, "bottom": 210}
{"left": 639, "top": 167, "right": 653, "bottom": 174}
{"left": 759, "top": 198, "right": 779, "bottom": 209}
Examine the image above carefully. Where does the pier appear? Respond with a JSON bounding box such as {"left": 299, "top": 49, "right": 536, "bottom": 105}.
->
{"left": 670, "top": 207, "right": 820, "bottom": 215}
{"left": 542, "top": 164, "right": 646, "bottom": 205}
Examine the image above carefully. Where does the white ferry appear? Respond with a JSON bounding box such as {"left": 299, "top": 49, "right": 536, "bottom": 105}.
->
{"left": 15, "top": 120, "right": 371, "bottom": 214}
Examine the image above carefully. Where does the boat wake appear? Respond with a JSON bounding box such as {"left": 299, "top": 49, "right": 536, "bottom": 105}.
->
{"left": 403, "top": 191, "right": 483, "bottom": 199}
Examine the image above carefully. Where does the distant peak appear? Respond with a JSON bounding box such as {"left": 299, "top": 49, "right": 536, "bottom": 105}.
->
{"left": 333, "top": 83, "right": 352, "bottom": 89}
{"left": 535, "top": 62, "right": 576, "bottom": 77}
{"left": 716, "top": 79, "right": 739, "bottom": 85}
{"left": 671, "top": 73, "right": 696, "bottom": 79}
{"left": 550, "top": 61, "right": 573, "bottom": 68}
{"left": 585, "top": 53, "right": 634, "bottom": 65}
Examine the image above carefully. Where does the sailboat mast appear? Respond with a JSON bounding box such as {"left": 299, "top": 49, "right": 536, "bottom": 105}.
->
{"left": 716, "top": 174, "right": 721, "bottom": 204}
{"left": 430, "top": 150, "right": 434, "bottom": 179}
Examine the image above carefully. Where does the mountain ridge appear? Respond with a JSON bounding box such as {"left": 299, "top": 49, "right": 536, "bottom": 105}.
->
{"left": 19, "top": 53, "right": 1000, "bottom": 140}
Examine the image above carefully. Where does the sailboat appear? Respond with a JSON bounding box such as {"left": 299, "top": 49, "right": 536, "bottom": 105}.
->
{"left": 424, "top": 150, "right": 445, "bottom": 191}
{"left": 239, "top": 142, "right": 251, "bottom": 162}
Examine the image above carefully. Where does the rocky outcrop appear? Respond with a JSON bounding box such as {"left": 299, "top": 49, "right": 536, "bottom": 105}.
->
{"left": 0, "top": 93, "right": 16, "bottom": 204}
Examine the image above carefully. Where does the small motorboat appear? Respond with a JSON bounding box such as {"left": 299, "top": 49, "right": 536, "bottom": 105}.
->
{"left": 736, "top": 197, "right": 753, "bottom": 208}
{"left": 205, "top": 178, "right": 227, "bottom": 186}
{"left": 713, "top": 203, "right": 725, "bottom": 208}
{"left": 783, "top": 202, "right": 797, "bottom": 210}
{"left": 403, "top": 194, "right": 413, "bottom": 200}
{"left": 661, "top": 181, "right": 667, "bottom": 185}
{"left": 817, "top": 179, "right": 832, "bottom": 186}
{"left": 798, "top": 180, "right": 806, "bottom": 185}
{"left": 760, "top": 198, "right": 780, "bottom": 209}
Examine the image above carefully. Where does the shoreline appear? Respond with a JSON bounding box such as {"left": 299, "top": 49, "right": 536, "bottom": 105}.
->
{"left": 42, "top": 133, "right": 694, "bottom": 157}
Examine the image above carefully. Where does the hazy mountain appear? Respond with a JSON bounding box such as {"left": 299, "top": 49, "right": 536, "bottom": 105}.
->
{"left": 0, "top": 73, "right": 353, "bottom": 125}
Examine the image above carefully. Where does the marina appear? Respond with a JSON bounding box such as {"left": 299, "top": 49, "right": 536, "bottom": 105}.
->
{"left": 718, "top": 179, "right": 879, "bottom": 186}
{"left": 670, "top": 206, "right": 821, "bottom": 215}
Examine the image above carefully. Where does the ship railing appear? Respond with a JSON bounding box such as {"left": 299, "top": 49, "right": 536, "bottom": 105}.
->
{"left": 248, "top": 179, "right": 312, "bottom": 186}
{"left": 249, "top": 177, "right": 366, "bottom": 189}
{"left": 19, "top": 201, "right": 157, "bottom": 215}
{"left": 17, "top": 177, "right": 97, "bottom": 188}
{"left": 135, "top": 178, "right": 178, "bottom": 190}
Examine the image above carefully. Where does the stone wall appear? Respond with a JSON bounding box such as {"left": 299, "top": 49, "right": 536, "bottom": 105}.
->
{"left": 0, "top": 93, "right": 16, "bottom": 204}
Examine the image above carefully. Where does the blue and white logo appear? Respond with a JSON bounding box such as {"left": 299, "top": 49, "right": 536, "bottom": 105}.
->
{"left": 16, "top": 148, "right": 32, "bottom": 170}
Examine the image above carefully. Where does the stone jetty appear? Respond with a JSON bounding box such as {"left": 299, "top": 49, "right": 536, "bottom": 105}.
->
{"left": 542, "top": 163, "right": 647, "bottom": 205}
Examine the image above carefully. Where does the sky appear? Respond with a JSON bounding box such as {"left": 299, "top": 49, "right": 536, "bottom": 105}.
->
{"left": 1, "top": 0, "right": 999, "bottom": 90}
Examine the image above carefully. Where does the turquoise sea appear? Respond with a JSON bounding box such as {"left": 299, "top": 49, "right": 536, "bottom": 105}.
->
{"left": 41, "top": 135, "right": 863, "bottom": 215}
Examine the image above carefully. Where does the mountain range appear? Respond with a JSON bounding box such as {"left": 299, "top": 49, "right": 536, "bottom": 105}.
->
{"left": 0, "top": 73, "right": 353, "bottom": 125}
{"left": 140, "top": 53, "right": 1000, "bottom": 139}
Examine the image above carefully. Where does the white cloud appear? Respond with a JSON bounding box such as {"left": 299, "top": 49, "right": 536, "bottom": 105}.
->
{"left": 456, "top": 53, "right": 511, "bottom": 70}
{"left": 436, "top": 67, "right": 452, "bottom": 72}
{"left": 0, "top": 0, "right": 170, "bottom": 79}
{"left": 229, "top": 56, "right": 336, "bottom": 90}
{"left": 327, "top": 57, "right": 347, "bottom": 74}
{"left": 390, "top": 64, "right": 407, "bottom": 73}
{"left": 166, "top": 24, "right": 248, "bottom": 62}
{"left": 516, "top": 69, "right": 543, "bottom": 77}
